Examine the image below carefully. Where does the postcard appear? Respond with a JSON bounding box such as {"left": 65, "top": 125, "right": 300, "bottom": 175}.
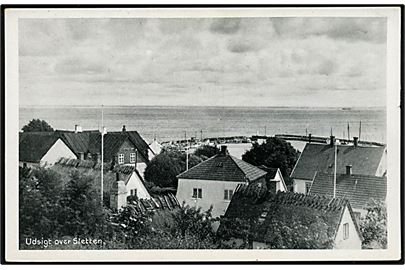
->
{"left": 2, "top": 6, "right": 402, "bottom": 263}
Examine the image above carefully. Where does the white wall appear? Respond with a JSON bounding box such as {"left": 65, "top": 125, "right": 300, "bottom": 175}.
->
{"left": 126, "top": 172, "right": 151, "bottom": 200}
{"left": 40, "top": 139, "right": 77, "bottom": 166}
{"left": 176, "top": 178, "right": 246, "bottom": 218}
{"left": 293, "top": 179, "right": 312, "bottom": 194}
{"left": 136, "top": 162, "right": 147, "bottom": 179}
{"left": 271, "top": 170, "right": 286, "bottom": 192}
{"left": 334, "top": 206, "right": 362, "bottom": 249}
{"left": 376, "top": 149, "right": 387, "bottom": 176}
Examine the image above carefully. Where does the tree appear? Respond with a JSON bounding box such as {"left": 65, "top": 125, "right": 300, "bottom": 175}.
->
{"left": 22, "top": 119, "right": 54, "bottom": 132}
{"left": 194, "top": 145, "right": 220, "bottom": 160}
{"left": 57, "top": 170, "right": 108, "bottom": 238}
{"left": 360, "top": 199, "right": 387, "bottom": 249}
{"left": 242, "top": 137, "right": 300, "bottom": 186}
{"left": 144, "top": 149, "right": 203, "bottom": 188}
{"left": 19, "top": 167, "right": 63, "bottom": 243}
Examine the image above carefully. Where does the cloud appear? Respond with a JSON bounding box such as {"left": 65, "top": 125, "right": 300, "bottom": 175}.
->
{"left": 19, "top": 17, "right": 387, "bottom": 107}
{"left": 271, "top": 17, "right": 386, "bottom": 43}
{"left": 210, "top": 18, "right": 241, "bottom": 34}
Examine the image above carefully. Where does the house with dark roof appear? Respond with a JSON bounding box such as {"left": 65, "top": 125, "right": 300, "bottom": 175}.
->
{"left": 218, "top": 182, "right": 362, "bottom": 249}
{"left": 309, "top": 170, "right": 387, "bottom": 217}
{"left": 290, "top": 137, "right": 386, "bottom": 194}
{"left": 19, "top": 132, "right": 77, "bottom": 167}
{"left": 20, "top": 125, "right": 153, "bottom": 176}
{"left": 176, "top": 145, "right": 267, "bottom": 219}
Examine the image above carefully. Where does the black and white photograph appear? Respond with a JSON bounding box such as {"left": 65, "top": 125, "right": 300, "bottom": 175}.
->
{"left": 2, "top": 6, "right": 402, "bottom": 263}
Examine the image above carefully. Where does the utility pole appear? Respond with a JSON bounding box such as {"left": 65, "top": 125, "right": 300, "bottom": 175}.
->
{"left": 347, "top": 122, "right": 350, "bottom": 140}
{"left": 200, "top": 129, "right": 203, "bottom": 141}
{"left": 185, "top": 131, "right": 189, "bottom": 171}
{"left": 264, "top": 126, "right": 267, "bottom": 137}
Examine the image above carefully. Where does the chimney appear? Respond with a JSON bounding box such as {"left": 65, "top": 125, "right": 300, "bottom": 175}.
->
{"left": 95, "top": 153, "right": 101, "bottom": 163}
{"left": 220, "top": 145, "right": 228, "bottom": 155}
{"left": 330, "top": 135, "right": 335, "bottom": 146}
{"left": 74, "top": 125, "right": 82, "bottom": 133}
{"left": 79, "top": 152, "right": 84, "bottom": 160}
{"left": 110, "top": 173, "right": 127, "bottom": 210}
{"left": 308, "top": 133, "right": 312, "bottom": 144}
{"left": 122, "top": 125, "right": 126, "bottom": 132}
{"left": 346, "top": 165, "right": 352, "bottom": 175}
{"left": 353, "top": 137, "right": 358, "bottom": 147}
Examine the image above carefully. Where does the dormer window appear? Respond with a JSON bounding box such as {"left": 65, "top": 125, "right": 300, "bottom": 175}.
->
{"left": 216, "top": 162, "right": 223, "bottom": 167}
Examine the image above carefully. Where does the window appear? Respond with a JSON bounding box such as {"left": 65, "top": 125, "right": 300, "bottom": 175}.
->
{"left": 224, "top": 189, "right": 234, "bottom": 200}
{"left": 130, "top": 189, "right": 137, "bottom": 196}
{"left": 130, "top": 153, "right": 136, "bottom": 163}
{"left": 118, "top": 154, "right": 124, "bottom": 164}
{"left": 305, "top": 182, "right": 312, "bottom": 194}
{"left": 192, "top": 188, "right": 202, "bottom": 198}
{"left": 343, "top": 223, "right": 349, "bottom": 240}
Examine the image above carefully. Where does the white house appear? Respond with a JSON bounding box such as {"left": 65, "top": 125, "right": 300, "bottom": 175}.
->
{"left": 291, "top": 136, "right": 386, "bottom": 194}
{"left": 219, "top": 183, "right": 363, "bottom": 249}
{"left": 176, "top": 145, "right": 267, "bottom": 219}
{"left": 19, "top": 133, "right": 77, "bottom": 168}
{"left": 257, "top": 165, "right": 287, "bottom": 192}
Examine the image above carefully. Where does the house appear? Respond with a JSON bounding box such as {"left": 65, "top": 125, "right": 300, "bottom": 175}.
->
{"left": 19, "top": 132, "right": 77, "bottom": 167}
{"left": 291, "top": 136, "right": 386, "bottom": 194}
{"left": 218, "top": 182, "right": 362, "bottom": 249}
{"left": 59, "top": 125, "right": 151, "bottom": 170}
{"left": 257, "top": 165, "right": 287, "bottom": 192}
{"left": 176, "top": 145, "right": 267, "bottom": 219}
{"left": 52, "top": 158, "right": 151, "bottom": 205}
{"left": 309, "top": 169, "right": 387, "bottom": 218}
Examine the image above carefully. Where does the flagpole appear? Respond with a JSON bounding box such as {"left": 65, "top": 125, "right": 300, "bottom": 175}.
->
{"left": 101, "top": 105, "right": 104, "bottom": 204}
{"left": 333, "top": 140, "right": 337, "bottom": 198}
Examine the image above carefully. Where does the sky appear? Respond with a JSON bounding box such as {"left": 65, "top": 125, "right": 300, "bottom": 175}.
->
{"left": 19, "top": 17, "right": 387, "bottom": 107}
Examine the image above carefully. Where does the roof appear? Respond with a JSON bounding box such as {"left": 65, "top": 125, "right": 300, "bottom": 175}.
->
{"left": 309, "top": 172, "right": 387, "bottom": 209}
{"left": 19, "top": 133, "right": 63, "bottom": 162}
{"left": 257, "top": 165, "right": 278, "bottom": 179}
{"left": 291, "top": 143, "right": 385, "bottom": 180}
{"left": 218, "top": 182, "right": 361, "bottom": 248}
{"left": 51, "top": 158, "right": 140, "bottom": 192}
{"left": 177, "top": 153, "right": 267, "bottom": 182}
{"left": 22, "top": 130, "right": 152, "bottom": 163}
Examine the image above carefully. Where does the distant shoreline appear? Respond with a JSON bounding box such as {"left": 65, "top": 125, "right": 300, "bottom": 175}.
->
{"left": 19, "top": 105, "right": 387, "bottom": 110}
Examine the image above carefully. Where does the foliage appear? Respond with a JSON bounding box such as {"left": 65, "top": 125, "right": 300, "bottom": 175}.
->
{"left": 194, "top": 145, "right": 220, "bottom": 159}
{"left": 58, "top": 170, "right": 108, "bottom": 238}
{"left": 22, "top": 119, "right": 54, "bottom": 132}
{"left": 19, "top": 166, "right": 221, "bottom": 250}
{"left": 360, "top": 199, "right": 387, "bottom": 249}
{"left": 144, "top": 149, "right": 203, "bottom": 188}
{"left": 171, "top": 203, "right": 216, "bottom": 240}
{"left": 19, "top": 167, "right": 63, "bottom": 240}
{"left": 242, "top": 137, "right": 300, "bottom": 186}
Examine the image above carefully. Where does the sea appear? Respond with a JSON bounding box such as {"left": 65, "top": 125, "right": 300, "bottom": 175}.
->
{"left": 19, "top": 106, "right": 386, "bottom": 153}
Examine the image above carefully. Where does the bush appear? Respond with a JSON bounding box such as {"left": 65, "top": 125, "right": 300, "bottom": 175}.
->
{"left": 360, "top": 199, "right": 387, "bottom": 249}
{"left": 22, "top": 119, "right": 54, "bottom": 132}
{"left": 194, "top": 145, "right": 220, "bottom": 159}
{"left": 144, "top": 149, "right": 203, "bottom": 188}
{"left": 242, "top": 137, "right": 300, "bottom": 186}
